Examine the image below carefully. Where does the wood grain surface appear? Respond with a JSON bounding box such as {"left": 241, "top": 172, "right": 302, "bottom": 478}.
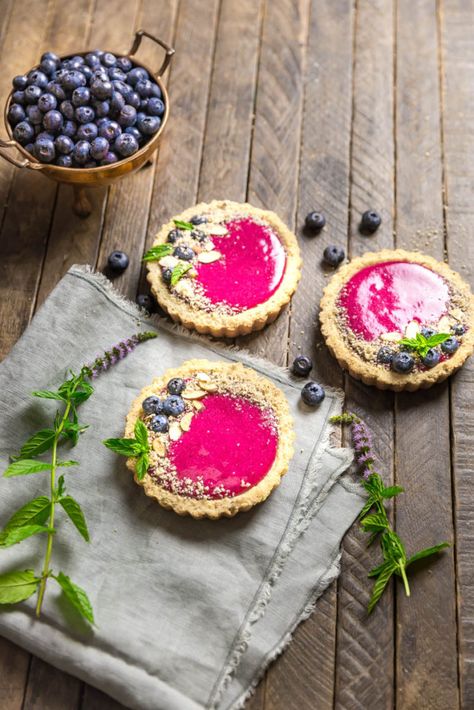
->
{"left": 0, "top": 0, "right": 472, "bottom": 708}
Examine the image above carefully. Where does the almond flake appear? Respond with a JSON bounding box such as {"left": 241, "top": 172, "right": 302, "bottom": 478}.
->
{"left": 198, "top": 381, "right": 218, "bottom": 392}
{"left": 404, "top": 320, "right": 419, "bottom": 339}
{"left": 159, "top": 255, "right": 179, "bottom": 268}
{"left": 180, "top": 412, "right": 194, "bottom": 431}
{"left": 197, "top": 250, "right": 222, "bottom": 264}
{"left": 192, "top": 400, "right": 205, "bottom": 411}
{"left": 200, "top": 223, "right": 228, "bottom": 236}
{"left": 437, "top": 315, "right": 451, "bottom": 332}
{"left": 196, "top": 371, "right": 211, "bottom": 382}
{"left": 380, "top": 332, "right": 403, "bottom": 342}
{"left": 169, "top": 422, "right": 182, "bottom": 441}
{"left": 182, "top": 389, "right": 207, "bottom": 400}
{"left": 204, "top": 241, "right": 216, "bottom": 251}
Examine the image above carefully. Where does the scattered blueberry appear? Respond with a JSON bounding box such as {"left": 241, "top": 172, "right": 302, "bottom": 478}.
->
{"left": 391, "top": 351, "right": 415, "bottom": 374}
{"left": 167, "top": 378, "right": 186, "bottom": 395}
{"left": 377, "top": 346, "right": 394, "bottom": 365}
{"left": 136, "top": 293, "right": 155, "bottom": 312}
{"left": 128, "top": 67, "right": 149, "bottom": 86}
{"left": 102, "top": 52, "right": 117, "bottom": 68}
{"left": 118, "top": 105, "right": 137, "bottom": 127}
{"left": 441, "top": 337, "right": 460, "bottom": 354}
{"left": 421, "top": 326, "right": 436, "bottom": 339}
{"left": 191, "top": 229, "right": 207, "bottom": 242}
{"left": 142, "top": 395, "right": 163, "bottom": 415}
{"left": 27, "top": 70, "right": 49, "bottom": 89}
{"left": 292, "top": 355, "right": 313, "bottom": 377}
{"left": 421, "top": 348, "right": 441, "bottom": 368}
{"left": 25, "top": 85, "right": 42, "bottom": 104}
{"left": 150, "top": 414, "right": 169, "bottom": 433}
{"left": 323, "top": 245, "right": 345, "bottom": 267}
{"left": 190, "top": 215, "right": 207, "bottom": 226}
{"left": 75, "top": 105, "right": 95, "bottom": 124}
{"left": 137, "top": 114, "right": 161, "bottom": 135}
{"left": 360, "top": 210, "right": 382, "bottom": 234}
{"left": 162, "top": 395, "right": 186, "bottom": 417}
{"left": 107, "top": 250, "right": 129, "bottom": 273}
{"left": 99, "top": 119, "right": 121, "bottom": 142}
{"left": 72, "top": 86, "right": 90, "bottom": 106}
{"left": 167, "top": 229, "right": 180, "bottom": 243}
{"left": 305, "top": 211, "right": 326, "bottom": 232}
{"left": 452, "top": 324, "right": 465, "bottom": 336}
{"left": 301, "top": 382, "right": 326, "bottom": 406}
{"left": 173, "top": 245, "right": 195, "bottom": 261}
{"left": 162, "top": 267, "right": 172, "bottom": 284}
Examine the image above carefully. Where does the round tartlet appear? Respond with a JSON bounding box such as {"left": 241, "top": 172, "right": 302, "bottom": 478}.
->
{"left": 124, "top": 359, "right": 295, "bottom": 518}
{"left": 320, "top": 249, "right": 474, "bottom": 391}
{"left": 146, "top": 200, "right": 301, "bottom": 337}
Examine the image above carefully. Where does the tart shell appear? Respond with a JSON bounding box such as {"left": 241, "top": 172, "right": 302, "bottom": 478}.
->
{"left": 146, "top": 200, "right": 301, "bottom": 337}
{"left": 124, "top": 359, "right": 295, "bottom": 519}
{"left": 319, "top": 249, "right": 474, "bottom": 391}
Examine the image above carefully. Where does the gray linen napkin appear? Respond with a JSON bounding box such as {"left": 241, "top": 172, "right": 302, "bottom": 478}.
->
{"left": 0, "top": 266, "right": 364, "bottom": 710}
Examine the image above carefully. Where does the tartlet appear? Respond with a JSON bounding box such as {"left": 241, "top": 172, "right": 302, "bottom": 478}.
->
{"left": 146, "top": 200, "right": 301, "bottom": 337}
{"left": 320, "top": 249, "right": 474, "bottom": 391}
{"left": 124, "top": 359, "right": 295, "bottom": 518}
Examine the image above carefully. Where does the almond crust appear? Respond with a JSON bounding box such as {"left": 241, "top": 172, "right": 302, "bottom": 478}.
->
{"left": 319, "top": 249, "right": 474, "bottom": 391}
{"left": 124, "top": 359, "right": 295, "bottom": 519}
{"left": 146, "top": 200, "right": 301, "bottom": 337}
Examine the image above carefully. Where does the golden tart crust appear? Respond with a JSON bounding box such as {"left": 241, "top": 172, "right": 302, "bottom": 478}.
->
{"left": 124, "top": 359, "right": 295, "bottom": 519}
{"left": 320, "top": 249, "right": 474, "bottom": 392}
{"left": 146, "top": 200, "right": 301, "bottom": 337}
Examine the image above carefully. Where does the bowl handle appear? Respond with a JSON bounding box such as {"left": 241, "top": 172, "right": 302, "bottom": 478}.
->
{"left": 128, "top": 29, "right": 175, "bottom": 77}
{"left": 0, "top": 138, "right": 43, "bottom": 170}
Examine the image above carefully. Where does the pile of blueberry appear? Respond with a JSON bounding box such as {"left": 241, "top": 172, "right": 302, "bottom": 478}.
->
{"left": 142, "top": 378, "right": 186, "bottom": 433}
{"left": 7, "top": 50, "right": 165, "bottom": 168}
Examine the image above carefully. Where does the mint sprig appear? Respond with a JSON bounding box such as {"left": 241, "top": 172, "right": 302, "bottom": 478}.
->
{"left": 142, "top": 244, "right": 174, "bottom": 262}
{"left": 398, "top": 331, "right": 451, "bottom": 358}
{"left": 171, "top": 262, "right": 192, "bottom": 286}
{"left": 331, "top": 412, "right": 450, "bottom": 613}
{"left": 173, "top": 219, "right": 194, "bottom": 231}
{"left": 103, "top": 419, "right": 150, "bottom": 481}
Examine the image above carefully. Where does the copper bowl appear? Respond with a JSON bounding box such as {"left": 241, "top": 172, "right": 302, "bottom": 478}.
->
{"left": 0, "top": 30, "right": 174, "bottom": 216}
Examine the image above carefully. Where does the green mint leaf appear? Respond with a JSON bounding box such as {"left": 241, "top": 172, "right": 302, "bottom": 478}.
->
{"left": 426, "top": 332, "right": 452, "bottom": 348}
{"left": 0, "top": 569, "right": 40, "bottom": 605}
{"left": 381, "top": 529, "right": 406, "bottom": 564}
{"left": 62, "top": 419, "right": 88, "bottom": 444}
{"left": 56, "top": 475, "right": 66, "bottom": 499}
{"left": 398, "top": 337, "right": 419, "bottom": 350}
{"left": 142, "top": 244, "right": 174, "bottom": 262}
{"left": 368, "top": 559, "right": 396, "bottom": 578}
{"left": 3, "top": 459, "right": 52, "bottom": 478}
{"left": 415, "top": 332, "right": 427, "bottom": 346}
{"left": 3, "top": 496, "right": 51, "bottom": 531}
{"left": 103, "top": 438, "right": 142, "bottom": 457}
{"left": 134, "top": 419, "right": 149, "bottom": 451}
{"left": 57, "top": 460, "right": 79, "bottom": 468}
{"left": 171, "top": 262, "right": 192, "bottom": 286}
{"left": 359, "top": 498, "right": 376, "bottom": 519}
{"left": 31, "top": 390, "right": 65, "bottom": 401}
{"left": 53, "top": 572, "right": 94, "bottom": 624}
{"left": 367, "top": 561, "right": 397, "bottom": 613}
{"left": 135, "top": 452, "right": 149, "bottom": 481}
{"left": 0, "top": 525, "right": 52, "bottom": 548}
{"left": 59, "top": 496, "right": 90, "bottom": 542}
{"left": 406, "top": 542, "right": 450, "bottom": 567}
{"left": 360, "top": 513, "right": 389, "bottom": 534}
{"left": 17, "top": 429, "right": 56, "bottom": 459}
{"left": 381, "top": 485, "right": 404, "bottom": 499}
{"left": 173, "top": 219, "right": 194, "bottom": 230}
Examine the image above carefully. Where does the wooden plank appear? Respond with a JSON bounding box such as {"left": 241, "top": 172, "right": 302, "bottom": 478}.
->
{"left": 440, "top": 1, "right": 474, "bottom": 707}
{"left": 394, "top": 2, "right": 459, "bottom": 709}
{"left": 334, "top": 1, "right": 396, "bottom": 709}
{"left": 23, "top": 660, "right": 81, "bottom": 710}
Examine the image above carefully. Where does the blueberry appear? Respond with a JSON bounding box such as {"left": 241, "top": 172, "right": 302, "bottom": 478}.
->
{"left": 162, "top": 395, "right": 185, "bottom": 417}
{"left": 453, "top": 324, "right": 465, "bottom": 336}
{"left": 26, "top": 105, "right": 43, "bottom": 124}
{"left": 118, "top": 105, "right": 137, "bottom": 127}
{"left": 73, "top": 140, "right": 91, "bottom": 165}
{"left": 167, "top": 229, "right": 180, "bottom": 243}
{"left": 128, "top": 91, "right": 141, "bottom": 110}
{"left": 25, "top": 85, "right": 42, "bottom": 104}
{"left": 190, "top": 215, "right": 207, "bottom": 226}
{"left": 47, "top": 81, "right": 66, "bottom": 101}
{"left": 27, "top": 70, "right": 49, "bottom": 89}
{"left": 13, "top": 121, "right": 35, "bottom": 145}
{"left": 305, "top": 211, "right": 326, "bottom": 232}
{"left": 441, "top": 337, "right": 460, "bottom": 354}
{"left": 136, "top": 293, "right": 155, "bottom": 312}
{"left": 301, "top": 382, "right": 326, "bottom": 406}
{"left": 99, "top": 119, "right": 121, "bottom": 142}
{"left": 421, "top": 326, "right": 436, "bottom": 339}
{"left": 110, "top": 91, "right": 126, "bottom": 114}
{"left": 100, "top": 151, "right": 119, "bottom": 165}
{"left": 377, "top": 346, "right": 394, "bottom": 365}
{"left": 92, "top": 100, "right": 109, "bottom": 118}
{"left": 43, "top": 109, "right": 63, "bottom": 132}
{"left": 173, "top": 245, "right": 195, "bottom": 261}
{"left": 167, "top": 378, "right": 186, "bottom": 395}
{"left": 79, "top": 65, "right": 93, "bottom": 82}
{"left": 360, "top": 210, "right": 382, "bottom": 234}
{"left": 12, "top": 75, "right": 28, "bottom": 90}
{"left": 34, "top": 137, "right": 55, "bottom": 163}
{"left": 62, "top": 120, "right": 77, "bottom": 138}
{"left": 323, "top": 245, "right": 345, "bottom": 267}
{"left": 142, "top": 395, "right": 163, "bottom": 414}
{"left": 116, "top": 56, "right": 133, "bottom": 72}
{"left": 421, "top": 348, "right": 441, "bottom": 368}
{"left": 162, "top": 267, "right": 172, "bottom": 284}
{"left": 114, "top": 132, "right": 139, "bottom": 157}
{"left": 41, "top": 51, "right": 60, "bottom": 67}
{"left": 124, "top": 125, "right": 143, "bottom": 144}
{"left": 135, "top": 79, "right": 155, "bottom": 98}
{"left": 7, "top": 104, "right": 26, "bottom": 126}
{"left": 391, "top": 351, "right": 415, "bottom": 374}
{"left": 102, "top": 52, "right": 117, "bottom": 68}
{"left": 72, "top": 86, "right": 90, "bottom": 106}
{"left": 75, "top": 106, "right": 95, "bottom": 124}
{"left": 292, "top": 355, "right": 313, "bottom": 377}
{"left": 107, "top": 250, "right": 129, "bottom": 272}
{"left": 137, "top": 114, "right": 161, "bottom": 135}
{"left": 90, "top": 78, "right": 113, "bottom": 99}
{"left": 150, "top": 414, "right": 169, "bottom": 433}
{"left": 61, "top": 70, "right": 87, "bottom": 91}
{"left": 40, "top": 58, "right": 57, "bottom": 76}
{"left": 91, "top": 68, "right": 109, "bottom": 82}
{"left": 150, "top": 83, "right": 162, "bottom": 99}
{"left": 12, "top": 90, "right": 26, "bottom": 105}
{"left": 127, "top": 67, "right": 149, "bottom": 86}
{"left": 56, "top": 154, "right": 73, "bottom": 168}
{"left": 90, "top": 136, "right": 109, "bottom": 160}
{"left": 37, "top": 93, "right": 57, "bottom": 112}
{"left": 55, "top": 134, "right": 74, "bottom": 154}
{"left": 59, "top": 100, "right": 75, "bottom": 120}
{"left": 108, "top": 67, "right": 126, "bottom": 82}
{"left": 76, "top": 122, "right": 97, "bottom": 141}
{"left": 85, "top": 52, "right": 101, "bottom": 68}
{"left": 112, "top": 80, "right": 131, "bottom": 100}
{"left": 147, "top": 97, "right": 165, "bottom": 117}
{"left": 35, "top": 130, "right": 55, "bottom": 142}
{"left": 191, "top": 229, "right": 207, "bottom": 242}
{"left": 24, "top": 143, "right": 35, "bottom": 155}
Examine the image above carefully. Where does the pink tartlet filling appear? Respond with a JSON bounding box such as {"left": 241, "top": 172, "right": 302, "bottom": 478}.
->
{"left": 195, "top": 217, "right": 287, "bottom": 310}
{"left": 338, "top": 261, "right": 450, "bottom": 341}
{"left": 168, "top": 393, "right": 278, "bottom": 498}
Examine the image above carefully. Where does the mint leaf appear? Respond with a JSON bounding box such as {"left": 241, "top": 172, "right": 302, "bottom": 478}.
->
{"left": 17, "top": 429, "right": 56, "bottom": 459}
{"left": 56, "top": 475, "right": 66, "bottom": 499}
{"left": 406, "top": 542, "right": 450, "bottom": 567}
{"left": 54, "top": 572, "right": 94, "bottom": 624}
{"left": 134, "top": 419, "right": 149, "bottom": 451}
{"left": 368, "top": 562, "right": 396, "bottom": 613}
{"left": 3, "top": 496, "right": 51, "bottom": 531}
{"left": 3, "top": 459, "right": 52, "bottom": 478}
{"left": 142, "top": 244, "right": 174, "bottom": 262}
{"left": 0, "top": 525, "right": 51, "bottom": 547}
{"left": 398, "top": 337, "right": 419, "bottom": 350}
{"left": 103, "top": 438, "right": 142, "bottom": 457}
{"left": 0, "top": 569, "right": 40, "bottom": 604}
{"left": 381, "top": 529, "right": 406, "bottom": 563}
{"left": 59, "top": 496, "right": 89, "bottom": 542}
{"left": 360, "top": 513, "right": 389, "bottom": 534}
{"left": 425, "top": 333, "right": 451, "bottom": 348}
{"left": 368, "top": 559, "right": 396, "bottom": 578}
{"left": 171, "top": 262, "right": 192, "bottom": 286}
{"left": 32, "top": 390, "right": 65, "bottom": 401}
{"left": 173, "top": 219, "right": 194, "bottom": 230}
{"left": 381, "top": 485, "right": 404, "bottom": 499}
{"left": 135, "top": 452, "right": 149, "bottom": 481}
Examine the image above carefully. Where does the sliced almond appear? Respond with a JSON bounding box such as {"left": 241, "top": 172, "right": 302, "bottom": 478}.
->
{"left": 404, "top": 320, "right": 419, "bottom": 339}
{"left": 159, "top": 255, "right": 179, "bottom": 268}
{"left": 200, "top": 223, "right": 228, "bottom": 236}
{"left": 380, "top": 331, "right": 403, "bottom": 342}
{"left": 192, "top": 400, "right": 205, "bottom": 411}
{"left": 182, "top": 389, "right": 207, "bottom": 400}
{"left": 196, "top": 371, "right": 211, "bottom": 382}
{"left": 438, "top": 315, "right": 451, "bottom": 332}
{"left": 180, "top": 412, "right": 194, "bottom": 431}
{"left": 204, "top": 241, "right": 216, "bottom": 251}
{"left": 197, "top": 250, "right": 222, "bottom": 264}
{"left": 198, "top": 380, "right": 218, "bottom": 392}
{"left": 152, "top": 438, "right": 166, "bottom": 457}
{"left": 169, "top": 422, "right": 182, "bottom": 441}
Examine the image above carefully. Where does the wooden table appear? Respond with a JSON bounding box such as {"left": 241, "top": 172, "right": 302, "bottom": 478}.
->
{"left": 0, "top": 1, "right": 472, "bottom": 708}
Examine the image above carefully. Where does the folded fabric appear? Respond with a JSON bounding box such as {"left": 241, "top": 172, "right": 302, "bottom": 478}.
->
{"left": 0, "top": 266, "right": 364, "bottom": 709}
